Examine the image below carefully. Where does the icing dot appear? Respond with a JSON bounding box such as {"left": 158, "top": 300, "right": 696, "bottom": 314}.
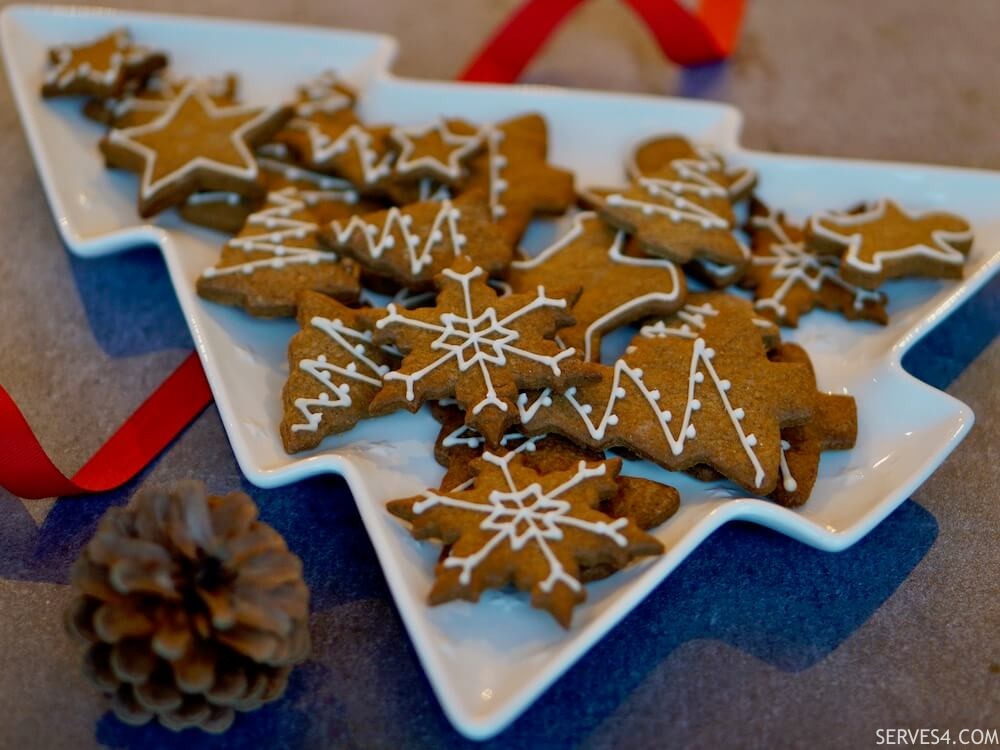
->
{"left": 493, "top": 205, "right": 507, "bottom": 218}
{"left": 581, "top": 404, "right": 592, "bottom": 415}
{"left": 632, "top": 368, "right": 644, "bottom": 378}
{"left": 661, "top": 411, "right": 672, "bottom": 423}
{"left": 642, "top": 205, "right": 654, "bottom": 216}
{"left": 734, "top": 407, "right": 745, "bottom": 420}
{"left": 608, "top": 415, "right": 619, "bottom": 426}
{"left": 354, "top": 344, "right": 366, "bottom": 354}
{"left": 686, "top": 425, "right": 696, "bottom": 438}
{"left": 450, "top": 208, "right": 461, "bottom": 220}
{"left": 719, "top": 379, "right": 731, "bottom": 391}
{"left": 319, "top": 392, "right": 330, "bottom": 401}
{"left": 430, "top": 230, "right": 443, "bottom": 242}
{"left": 365, "top": 225, "right": 377, "bottom": 236}
{"left": 317, "top": 354, "right": 328, "bottom": 363}
{"left": 403, "top": 214, "right": 414, "bottom": 226}
{"left": 346, "top": 362, "right": 357, "bottom": 372}
{"left": 704, "top": 347, "right": 716, "bottom": 359}
{"left": 454, "top": 234, "right": 467, "bottom": 247}
{"left": 690, "top": 399, "right": 701, "bottom": 411}
{"left": 614, "top": 387, "right": 626, "bottom": 398}
{"left": 693, "top": 372, "right": 704, "bottom": 383}
{"left": 746, "top": 434, "right": 757, "bottom": 447}
{"left": 649, "top": 389, "right": 660, "bottom": 400}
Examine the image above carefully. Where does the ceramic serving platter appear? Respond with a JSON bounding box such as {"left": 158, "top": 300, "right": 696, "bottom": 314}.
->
{"left": 3, "top": 5, "right": 998, "bottom": 740}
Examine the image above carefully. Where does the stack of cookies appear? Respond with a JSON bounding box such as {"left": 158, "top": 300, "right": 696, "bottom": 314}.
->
{"left": 42, "top": 29, "right": 976, "bottom": 626}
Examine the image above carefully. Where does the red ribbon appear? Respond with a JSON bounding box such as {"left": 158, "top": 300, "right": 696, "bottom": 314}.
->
{"left": 0, "top": 352, "right": 211, "bottom": 499}
{"left": 459, "top": 0, "right": 747, "bottom": 83}
{"left": 2, "top": 1, "right": 745, "bottom": 500}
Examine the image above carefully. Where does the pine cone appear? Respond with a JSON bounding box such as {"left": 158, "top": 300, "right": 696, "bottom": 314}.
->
{"left": 65, "top": 481, "right": 310, "bottom": 734}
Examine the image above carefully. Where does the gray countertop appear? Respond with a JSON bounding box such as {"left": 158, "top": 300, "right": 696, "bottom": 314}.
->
{"left": 0, "top": 1, "right": 997, "bottom": 748}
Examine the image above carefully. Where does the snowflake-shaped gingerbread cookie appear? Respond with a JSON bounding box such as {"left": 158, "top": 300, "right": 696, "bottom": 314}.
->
{"left": 388, "top": 451, "right": 663, "bottom": 627}
{"left": 361, "top": 257, "right": 598, "bottom": 446}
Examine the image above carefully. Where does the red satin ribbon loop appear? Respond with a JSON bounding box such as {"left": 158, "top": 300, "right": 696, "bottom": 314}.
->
{"left": 459, "top": 0, "right": 747, "bottom": 83}
{"left": 0, "top": 352, "right": 211, "bottom": 499}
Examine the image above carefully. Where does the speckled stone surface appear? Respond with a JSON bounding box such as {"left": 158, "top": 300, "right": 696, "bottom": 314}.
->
{"left": 0, "top": 1, "right": 997, "bottom": 748}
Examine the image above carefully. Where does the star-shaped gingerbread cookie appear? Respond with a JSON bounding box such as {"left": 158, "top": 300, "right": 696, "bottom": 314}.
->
{"left": 101, "top": 82, "right": 292, "bottom": 216}
{"left": 506, "top": 212, "right": 685, "bottom": 360}
{"left": 388, "top": 118, "right": 484, "bottom": 186}
{"left": 388, "top": 451, "right": 663, "bottom": 627}
{"left": 747, "top": 200, "right": 888, "bottom": 326}
{"left": 806, "top": 198, "right": 973, "bottom": 290}
{"left": 360, "top": 256, "right": 598, "bottom": 445}
{"left": 42, "top": 28, "right": 167, "bottom": 99}
{"left": 280, "top": 293, "right": 394, "bottom": 453}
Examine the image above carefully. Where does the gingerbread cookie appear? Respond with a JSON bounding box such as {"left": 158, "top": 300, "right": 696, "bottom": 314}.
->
{"left": 280, "top": 293, "right": 393, "bottom": 453}
{"left": 431, "top": 405, "right": 679, "bottom": 531}
{"left": 627, "top": 134, "right": 757, "bottom": 202}
{"left": 768, "top": 343, "right": 857, "bottom": 506}
{"left": 506, "top": 212, "right": 685, "bottom": 360}
{"left": 685, "top": 342, "right": 857, "bottom": 505}
{"left": 583, "top": 163, "right": 748, "bottom": 267}
{"left": 42, "top": 28, "right": 167, "bottom": 99}
{"left": 273, "top": 74, "right": 394, "bottom": 191}
{"left": 517, "top": 294, "right": 816, "bottom": 493}
{"left": 360, "top": 257, "right": 597, "bottom": 446}
{"left": 387, "top": 451, "right": 663, "bottom": 627}
{"left": 388, "top": 118, "right": 483, "bottom": 186}
{"left": 84, "top": 72, "right": 239, "bottom": 128}
{"left": 323, "top": 196, "right": 512, "bottom": 290}
{"left": 747, "top": 200, "right": 888, "bottom": 326}
{"left": 197, "top": 187, "right": 363, "bottom": 317}
{"left": 807, "top": 199, "right": 973, "bottom": 290}
{"left": 178, "top": 191, "right": 259, "bottom": 234}
{"left": 460, "top": 114, "right": 575, "bottom": 245}
{"left": 101, "top": 82, "right": 292, "bottom": 216}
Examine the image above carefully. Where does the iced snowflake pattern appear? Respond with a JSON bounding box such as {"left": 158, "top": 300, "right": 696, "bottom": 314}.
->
{"left": 376, "top": 263, "right": 578, "bottom": 419}
{"left": 411, "top": 451, "right": 629, "bottom": 595}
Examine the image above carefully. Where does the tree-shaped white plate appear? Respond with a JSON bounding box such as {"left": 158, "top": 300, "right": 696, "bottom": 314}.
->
{"left": 3, "top": 5, "right": 998, "bottom": 739}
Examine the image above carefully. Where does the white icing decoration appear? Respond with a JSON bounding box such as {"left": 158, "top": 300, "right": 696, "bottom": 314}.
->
{"left": 294, "top": 70, "right": 353, "bottom": 118}
{"left": 751, "top": 209, "right": 883, "bottom": 316}
{"left": 808, "top": 199, "right": 972, "bottom": 274}
{"left": 106, "top": 82, "right": 283, "bottom": 203}
{"left": 201, "top": 188, "right": 348, "bottom": 278}
{"left": 186, "top": 191, "right": 242, "bottom": 207}
{"left": 390, "top": 118, "right": 483, "bottom": 182}
{"left": 441, "top": 423, "right": 527, "bottom": 450}
{"left": 605, "top": 174, "right": 729, "bottom": 230}
{"left": 376, "top": 265, "right": 576, "bottom": 416}
{"left": 627, "top": 139, "right": 752, "bottom": 200}
{"left": 411, "top": 451, "right": 629, "bottom": 593}
{"left": 291, "top": 315, "right": 390, "bottom": 433}
{"left": 510, "top": 212, "right": 682, "bottom": 360}
{"left": 288, "top": 119, "right": 393, "bottom": 186}
{"left": 483, "top": 127, "right": 508, "bottom": 220}
{"left": 519, "top": 303, "right": 767, "bottom": 488}
{"left": 257, "top": 157, "right": 358, "bottom": 194}
{"left": 778, "top": 439, "right": 797, "bottom": 492}
{"left": 329, "top": 199, "right": 468, "bottom": 275}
